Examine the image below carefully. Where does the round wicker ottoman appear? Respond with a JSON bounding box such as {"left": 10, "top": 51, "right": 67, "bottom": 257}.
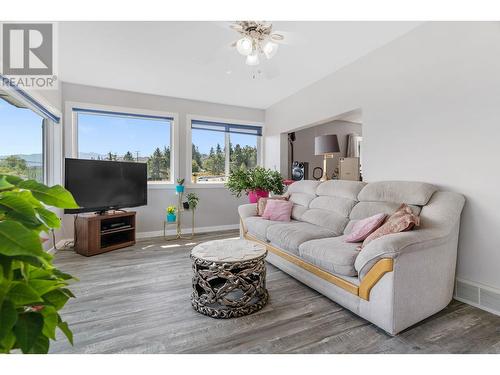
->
{"left": 190, "top": 239, "right": 268, "bottom": 318}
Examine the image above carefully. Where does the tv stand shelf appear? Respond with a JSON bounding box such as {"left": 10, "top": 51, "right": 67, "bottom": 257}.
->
{"left": 75, "top": 211, "right": 136, "bottom": 256}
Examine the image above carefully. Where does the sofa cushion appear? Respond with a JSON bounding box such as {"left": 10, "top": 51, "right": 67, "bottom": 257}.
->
{"left": 299, "top": 180, "right": 364, "bottom": 234}
{"left": 309, "top": 195, "right": 357, "bottom": 217}
{"left": 266, "top": 221, "right": 335, "bottom": 255}
{"left": 298, "top": 235, "right": 360, "bottom": 276}
{"left": 287, "top": 180, "right": 322, "bottom": 195}
{"left": 300, "top": 208, "right": 348, "bottom": 236}
{"left": 243, "top": 216, "right": 283, "bottom": 241}
{"left": 349, "top": 201, "right": 421, "bottom": 221}
{"left": 286, "top": 180, "right": 321, "bottom": 220}
{"left": 316, "top": 180, "right": 366, "bottom": 200}
{"left": 358, "top": 181, "right": 437, "bottom": 206}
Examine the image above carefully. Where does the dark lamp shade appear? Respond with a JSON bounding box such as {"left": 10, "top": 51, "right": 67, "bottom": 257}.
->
{"left": 315, "top": 134, "right": 340, "bottom": 155}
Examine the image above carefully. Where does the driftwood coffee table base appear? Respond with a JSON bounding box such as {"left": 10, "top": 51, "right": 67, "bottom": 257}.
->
{"left": 191, "top": 239, "right": 268, "bottom": 319}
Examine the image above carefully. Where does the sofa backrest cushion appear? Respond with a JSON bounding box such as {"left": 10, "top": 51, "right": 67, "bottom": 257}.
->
{"left": 350, "top": 201, "right": 421, "bottom": 220}
{"left": 357, "top": 181, "right": 437, "bottom": 206}
{"left": 344, "top": 181, "right": 434, "bottom": 234}
{"left": 286, "top": 180, "right": 321, "bottom": 220}
{"left": 300, "top": 180, "right": 366, "bottom": 235}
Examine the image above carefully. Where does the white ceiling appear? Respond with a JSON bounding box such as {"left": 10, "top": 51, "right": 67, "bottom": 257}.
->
{"left": 59, "top": 21, "right": 421, "bottom": 109}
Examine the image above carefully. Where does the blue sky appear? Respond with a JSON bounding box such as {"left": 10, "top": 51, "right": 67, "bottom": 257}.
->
{"left": 1, "top": 98, "right": 257, "bottom": 157}
{"left": 78, "top": 113, "right": 172, "bottom": 157}
{"left": 1, "top": 98, "right": 44, "bottom": 155}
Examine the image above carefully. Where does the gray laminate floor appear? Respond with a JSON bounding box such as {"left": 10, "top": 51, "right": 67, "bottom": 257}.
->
{"left": 50, "top": 230, "right": 500, "bottom": 354}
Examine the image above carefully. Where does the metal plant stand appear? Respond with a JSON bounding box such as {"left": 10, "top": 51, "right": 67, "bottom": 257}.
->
{"left": 191, "top": 239, "right": 268, "bottom": 318}
{"left": 163, "top": 190, "right": 184, "bottom": 240}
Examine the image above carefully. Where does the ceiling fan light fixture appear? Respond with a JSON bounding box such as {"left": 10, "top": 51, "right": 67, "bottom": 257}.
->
{"left": 245, "top": 52, "right": 260, "bottom": 66}
{"left": 263, "top": 40, "right": 278, "bottom": 59}
{"left": 236, "top": 37, "right": 253, "bottom": 56}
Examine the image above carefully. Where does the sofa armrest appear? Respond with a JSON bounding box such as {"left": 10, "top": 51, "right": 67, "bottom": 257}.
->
{"left": 355, "top": 191, "right": 465, "bottom": 279}
{"left": 355, "top": 228, "right": 450, "bottom": 279}
{"left": 238, "top": 203, "right": 257, "bottom": 220}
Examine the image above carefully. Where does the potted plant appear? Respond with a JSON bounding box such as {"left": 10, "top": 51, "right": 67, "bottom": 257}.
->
{"left": 226, "top": 167, "right": 285, "bottom": 203}
{"left": 186, "top": 192, "right": 199, "bottom": 237}
{"left": 186, "top": 192, "right": 199, "bottom": 210}
{"left": 0, "top": 174, "right": 79, "bottom": 353}
{"left": 166, "top": 206, "right": 176, "bottom": 222}
{"left": 175, "top": 178, "right": 185, "bottom": 193}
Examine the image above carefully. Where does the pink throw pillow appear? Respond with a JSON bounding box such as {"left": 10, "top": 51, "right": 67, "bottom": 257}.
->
{"left": 360, "top": 204, "right": 420, "bottom": 249}
{"left": 262, "top": 199, "right": 293, "bottom": 222}
{"left": 344, "top": 213, "right": 387, "bottom": 243}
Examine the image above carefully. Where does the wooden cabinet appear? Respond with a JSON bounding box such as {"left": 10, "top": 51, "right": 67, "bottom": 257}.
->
{"left": 74, "top": 211, "right": 136, "bottom": 256}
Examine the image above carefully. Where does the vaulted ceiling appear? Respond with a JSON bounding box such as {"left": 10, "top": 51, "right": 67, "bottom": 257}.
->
{"left": 59, "top": 21, "right": 421, "bottom": 109}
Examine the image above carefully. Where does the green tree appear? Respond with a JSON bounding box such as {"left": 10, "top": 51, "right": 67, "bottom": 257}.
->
{"left": 3, "top": 155, "right": 27, "bottom": 170}
{"left": 106, "top": 152, "right": 117, "bottom": 161}
{"left": 192, "top": 159, "right": 200, "bottom": 173}
{"left": 192, "top": 143, "right": 203, "bottom": 168}
{"left": 204, "top": 143, "right": 225, "bottom": 175}
{"left": 123, "top": 151, "right": 134, "bottom": 161}
{"left": 161, "top": 146, "right": 170, "bottom": 180}
{"left": 147, "top": 147, "right": 163, "bottom": 180}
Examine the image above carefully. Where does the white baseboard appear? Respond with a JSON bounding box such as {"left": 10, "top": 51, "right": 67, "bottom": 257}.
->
{"left": 136, "top": 223, "right": 239, "bottom": 239}
{"left": 47, "top": 239, "right": 73, "bottom": 254}
{"left": 454, "top": 277, "right": 500, "bottom": 316}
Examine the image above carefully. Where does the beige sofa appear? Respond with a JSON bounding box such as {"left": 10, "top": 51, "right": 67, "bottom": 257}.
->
{"left": 238, "top": 180, "right": 465, "bottom": 335}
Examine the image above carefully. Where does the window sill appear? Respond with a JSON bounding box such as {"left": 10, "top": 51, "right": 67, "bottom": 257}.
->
{"left": 184, "top": 183, "right": 227, "bottom": 189}
{"left": 147, "top": 183, "right": 175, "bottom": 190}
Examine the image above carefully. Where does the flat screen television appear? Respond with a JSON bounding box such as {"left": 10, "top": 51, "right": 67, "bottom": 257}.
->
{"left": 64, "top": 158, "right": 147, "bottom": 214}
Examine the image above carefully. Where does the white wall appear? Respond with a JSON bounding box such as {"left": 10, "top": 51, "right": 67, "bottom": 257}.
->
{"left": 61, "top": 82, "right": 264, "bottom": 237}
{"left": 265, "top": 22, "right": 500, "bottom": 291}
{"left": 292, "top": 120, "right": 362, "bottom": 179}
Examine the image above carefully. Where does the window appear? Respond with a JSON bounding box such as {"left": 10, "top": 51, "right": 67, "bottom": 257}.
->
{"left": 74, "top": 108, "right": 173, "bottom": 183}
{"left": 0, "top": 94, "right": 45, "bottom": 182}
{"left": 190, "top": 119, "right": 262, "bottom": 183}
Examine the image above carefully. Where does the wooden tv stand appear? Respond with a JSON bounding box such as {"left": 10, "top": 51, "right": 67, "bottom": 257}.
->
{"left": 74, "top": 211, "right": 136, "bottom": 256}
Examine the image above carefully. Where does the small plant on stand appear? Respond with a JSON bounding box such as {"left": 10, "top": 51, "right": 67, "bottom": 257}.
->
{"left": 166, "top": 205, "right": 176, "bottom": 222}
{"left": 175, "top": 178, "right": 185, "bottom": 193}
{"left": 185, "top": 193, "right": 199, "bottom": 238}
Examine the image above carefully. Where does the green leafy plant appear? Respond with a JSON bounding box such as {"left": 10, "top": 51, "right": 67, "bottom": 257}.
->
{"left": 186, "top": 193, "right": 199, "bottom": 210}
{"left": 225, "top": 167, "right": 284, "bottom": 198}
{"left": 0, "top": 174, "right": 79, "bottom": 354}
{"left": 167, "top": 205, "right": 176, "bottom": 215}
{"left": 176, "top": 178, "right": 185, "bottom": 186}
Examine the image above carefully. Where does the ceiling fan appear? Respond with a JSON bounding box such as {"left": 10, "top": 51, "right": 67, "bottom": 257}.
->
{"left": 229, "top": 21, "right": 285, "bottom": 66}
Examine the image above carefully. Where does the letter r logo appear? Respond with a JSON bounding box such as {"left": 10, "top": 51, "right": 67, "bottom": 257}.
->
{"left": 2, "top": 23, "right": 53, "bottom": 75}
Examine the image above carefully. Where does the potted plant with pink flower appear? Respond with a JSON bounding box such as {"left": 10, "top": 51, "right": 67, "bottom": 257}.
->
{"left": 226, "top": 166, "right": 284, "bottom": 203}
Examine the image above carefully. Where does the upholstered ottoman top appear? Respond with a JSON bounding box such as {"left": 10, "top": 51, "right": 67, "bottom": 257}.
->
{"left": 191, "top": 239, "right": 266, "bottom": 263}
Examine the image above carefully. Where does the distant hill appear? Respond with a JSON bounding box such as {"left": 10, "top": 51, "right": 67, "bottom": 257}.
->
{"left": 0, "top": 153, "right": 42, "bottom": 166}
{"left": 0, "top": 152, "right": 150, "bottom": 165}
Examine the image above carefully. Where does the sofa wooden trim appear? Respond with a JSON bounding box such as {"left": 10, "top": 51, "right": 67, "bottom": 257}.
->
{"left": 243, "top": 230, "right": 393, "bottom": 301}
{"left": 358, "top": 258, "right": 394, "bottom": 301}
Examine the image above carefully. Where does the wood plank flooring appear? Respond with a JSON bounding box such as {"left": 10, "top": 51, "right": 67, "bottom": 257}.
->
{"left": 50, "top": 230, "right": 500, "bottom": 354}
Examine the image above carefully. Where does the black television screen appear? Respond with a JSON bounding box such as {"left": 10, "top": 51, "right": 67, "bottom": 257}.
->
{"left": 64, "top": 158, "right": 147, "bottom": 214}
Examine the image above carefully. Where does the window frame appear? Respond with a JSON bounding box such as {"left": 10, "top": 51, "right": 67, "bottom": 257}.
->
{"left": 67, "top": 102, "right": 178, "bottom": 188}
{"left": 0, "top": 85, "right": 60, "bottom": 185}
{"left": 185, "top": 114, "right": 263, "bottom": 188}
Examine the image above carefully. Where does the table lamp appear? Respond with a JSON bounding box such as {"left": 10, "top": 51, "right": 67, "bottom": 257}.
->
{"left": 315, "top": 134, "right": 340, "bottom": 181}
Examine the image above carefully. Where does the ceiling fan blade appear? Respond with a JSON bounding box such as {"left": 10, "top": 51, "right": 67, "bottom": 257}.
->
{"left": 271, "top": 30, "right": 305, "bottom": 45}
